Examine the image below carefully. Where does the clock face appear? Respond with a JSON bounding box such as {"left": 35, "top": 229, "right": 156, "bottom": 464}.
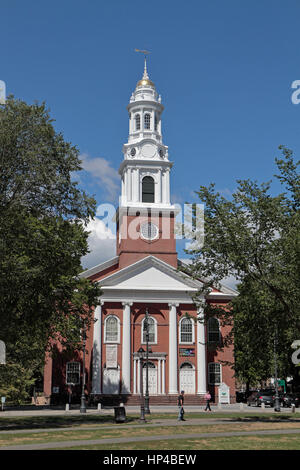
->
{"left": 130, "top": 147, "right": 136, "bottom": 157}
{"left": 159, "top": 149, "right": 164, "bottom": 158}
{"left": 141, "top": 143, "right": 156, "bottom": 159}
{"left": 140, "top": 222, "right": 159, "bottom": 241}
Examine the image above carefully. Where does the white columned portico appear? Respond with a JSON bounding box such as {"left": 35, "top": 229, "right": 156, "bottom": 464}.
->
{"left": 168, "top": 303, "right": 179, "bottom": 395}
{"left": 122, "top": 301, "right": 132, "bottom": 393}
{"left": 197, "top": 307, "right": 207, "bottom": 394}
{"left": 92, "top": 301, "right": 104, "bottom": 395}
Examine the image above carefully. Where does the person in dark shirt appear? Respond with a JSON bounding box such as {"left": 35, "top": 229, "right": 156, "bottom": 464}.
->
{"left": 177, "top": 390, "right": 185, "bottom": 421}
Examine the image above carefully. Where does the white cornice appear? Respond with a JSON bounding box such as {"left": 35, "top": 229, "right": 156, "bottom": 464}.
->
{"left": 98, "top": 255, "right": 202, "bottom": 290}
{"left": 118, "top": 159, "right": 173, "bottom": 175}
{"left": 100, "top": 289, "right": 196, "bottom": 304}
{"left": 178, "top": 258, "right": 238, "bottom": 298}
{"left": 79, "top": 256, "right": 119, "bottom": 279}
{"left": 117, "top": 203, "right": 179, "bottom": 216}
{"left": 127, "top": 100, "right": 164, "bottom": 112}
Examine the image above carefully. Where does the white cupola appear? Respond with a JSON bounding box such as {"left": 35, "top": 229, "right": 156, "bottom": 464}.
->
{"left": 119, "top": 59, "right": 174, "bottom": 210}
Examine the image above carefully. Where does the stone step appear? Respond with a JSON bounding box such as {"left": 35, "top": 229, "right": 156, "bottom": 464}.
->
{"left": 124, "top": 395, "right": 209, "bottom": 406}
{"left": 90, "top": 394, "right": 215, "bottom": 407}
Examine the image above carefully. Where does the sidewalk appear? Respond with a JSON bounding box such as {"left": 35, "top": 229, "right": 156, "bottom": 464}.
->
{"left": 0, "top": 403, "right": 298, "bottom": 417}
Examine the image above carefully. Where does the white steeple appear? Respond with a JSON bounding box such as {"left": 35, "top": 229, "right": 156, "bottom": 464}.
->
{"left": 119, "top": 60, "right": 174, "bottom": 210}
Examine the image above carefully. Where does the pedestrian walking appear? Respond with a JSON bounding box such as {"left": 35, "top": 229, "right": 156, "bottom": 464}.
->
{"left": 204, "top": 390, "right": 212, "bottom": 411}
{"left": 177, "top": 390, "right": 185, "bottom": 421}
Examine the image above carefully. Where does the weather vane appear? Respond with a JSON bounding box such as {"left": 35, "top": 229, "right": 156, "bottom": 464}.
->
{"left": 135, "top": 49, "right": 151, "bottom": 75}
{"left": 135, "top": 49, "right": 151, "bottom": 56}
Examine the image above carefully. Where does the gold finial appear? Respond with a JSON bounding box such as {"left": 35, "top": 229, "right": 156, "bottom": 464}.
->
{"left": 134, "top": 49, "right": 155, "bottom": 88}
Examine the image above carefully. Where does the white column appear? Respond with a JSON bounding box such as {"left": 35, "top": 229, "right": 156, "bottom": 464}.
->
{"left": 92, "top": 301, "right": 103, "bottom": 395}
{"left": 197, "top": 307, "right": 207, "bottom": 394}
{"left": 124, "top": 170, "right": 128, "bottom": 204}
{"left": 137, "top": 357, "right": 141, "bottom": 394}
{"left": 127, "top": 169, "right": 132, "bottom": 202}
{"left": 133, "top": 358, "right": 137, "bottom": 394}
{"left": 162, "top": 170, "right": 166, "bottom": 204}
{"left": 165, "top": 168, "right": 170, "bottom": 204}
{"left": 162, "top": 359, "right": 166, "bottom": 394}
{"left": 168, "top": 303, "right": 179, "bottom": 395}
{"left": 158, "top": 359, "right": 161, "bottom": 394}
{"left": 122, "top": 302, "right": 132, "bottom": 393}
{"left": 157, "top": 170, "right": 162, "bottom": 204}
{"left": 133, "top": 168, "right": 139, "bottom": 202}
{"left": 121, "top": 176, "right": 125, "bottom": 205}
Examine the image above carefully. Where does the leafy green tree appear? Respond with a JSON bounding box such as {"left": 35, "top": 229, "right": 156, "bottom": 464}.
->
{"left": 184, "top": 146, "right": 300, "bottom": 384}
{"left": 0, "top": 97, "right": 101, "bottom": 401}
{"left": 232, "top": 276, "right": 299, "bottom": 390}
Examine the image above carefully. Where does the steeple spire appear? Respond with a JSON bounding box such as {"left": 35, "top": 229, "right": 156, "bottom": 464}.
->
{"left": 135, "top": 49, "right": 155, "bottom": 88}
{"left": 143, "top": 56, "right": 149, "bottom": 80}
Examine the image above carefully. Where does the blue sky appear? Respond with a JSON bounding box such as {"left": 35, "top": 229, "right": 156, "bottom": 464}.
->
{"left": 1, "top": 0, "right": 300, "bottom": 269}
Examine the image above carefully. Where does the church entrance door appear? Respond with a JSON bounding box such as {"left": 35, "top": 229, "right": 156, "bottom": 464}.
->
{"left": 143, "top": 362, "right": 157, "bottom": 395}
{"left": 179, "top": 363, "right": 195, "bottom": 394}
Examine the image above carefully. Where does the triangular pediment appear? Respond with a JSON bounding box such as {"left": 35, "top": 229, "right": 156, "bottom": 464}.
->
{"left": 99, "top": 256, "right": 201, "bottom": 292}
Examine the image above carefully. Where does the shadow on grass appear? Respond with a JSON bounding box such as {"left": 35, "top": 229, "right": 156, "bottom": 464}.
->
{"left": 0, "top": 414, "right": 137, "bottom": 431}
{"left": 229, "top": 414, "right": 300, "bottom": 424}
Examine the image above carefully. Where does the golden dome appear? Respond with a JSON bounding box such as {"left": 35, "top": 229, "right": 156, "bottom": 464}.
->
{"left": 136, "top": 57, "right": 155, "bottom": 88}
{"left": 136, "top": 78, "right": 155, "bottom": 88}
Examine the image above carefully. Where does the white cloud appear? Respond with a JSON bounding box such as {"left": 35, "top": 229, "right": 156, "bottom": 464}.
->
{"left": 81, "top": 217, "right": 116, "bottom": 270}
{"left": 80, "top": 153, "right": 120, "bottom": 202}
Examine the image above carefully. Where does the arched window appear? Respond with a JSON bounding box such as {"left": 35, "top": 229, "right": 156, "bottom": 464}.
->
{"left": 208, "top": 317, "right": 220, "bottom": 343}
{"left": 104, "top": 315, "right": 120, "bottom": 343}
{"left": 144, "top": 113, "right": 151, "bottom": 129}
{"left": 142, "top": 316, "right": 157, "bottom": 344}
{"left": 208, "top": 363, "right": 221, "bottom": 385}
{"left": 142, "top": 176, "right": 155, "bottom": 203}
{"left": 142, "top": 361, "right": 156, "bottom": 369}
{"left": 180, "top": 362, "right": 194, "bottom": 370}
{"left": 180, "top": 317, "right": 194, "bottom": 344}
{"left": 135, "top": 114, "right": 141, "bottom": 131}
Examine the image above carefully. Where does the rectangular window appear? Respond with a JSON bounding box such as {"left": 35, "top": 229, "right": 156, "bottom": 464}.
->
{"left": 144, "top": 113, "right": 151, "bottom": 130}
{"left": 143, "top": 318, "right": 156, "bottom": 343}
{"left": 208, "top": 318, "right": 220, "bottom": 343}
{"left": 208, "top": 363, "right": 221, "bottom": 385}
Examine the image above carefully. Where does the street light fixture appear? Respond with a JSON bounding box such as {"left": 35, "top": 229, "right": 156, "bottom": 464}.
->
{"left": 273, "top": 327, "right": 281, "bottom": 412}
{"left": 80, "top": 324, "right": 87, "bottom": 414}
{"left": 144, "top": 308, "right": 151, "bottom": 414}
{"left": 138, "top": 347, "right": 146, "bottom": 422}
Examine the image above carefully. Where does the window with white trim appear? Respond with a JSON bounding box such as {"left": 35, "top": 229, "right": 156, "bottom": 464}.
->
{"left": 142, "top": 316, "right": 157, "bottom": 344}
{"left": 179, "top": 317, "right": 194, "bottom": 344}
{"left": 66, "top": 362, "right": 80, "bottom": 385}
{"left": 144, "top": 113, "right": 151, "bottom": 129}
{"left": 135, "top": 114, "right": 141, "bottom": 131}
{"left": 208, "top": 363, "right": 221, "bottom": 385}
{"left": 104, "top": 315, "right": 120, "bottom": 343}
{"left": 142, "top": 176, "right": 155, "bottom": 203}
{"left": 208, "top": 317, "right": 220, "bottom": 343}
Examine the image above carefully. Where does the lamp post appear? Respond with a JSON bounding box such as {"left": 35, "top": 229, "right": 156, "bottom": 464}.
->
{"left": 144, "top": 308, "right": 151, "bottom": 414}
{"left": 138, "top": 347, "right": 146, "bottom": 422}
{"left": 80, "top": 324, "right": 87, "bottom": 414}
{"left": 273, "top": 326, "right": 281, "bottom": 412}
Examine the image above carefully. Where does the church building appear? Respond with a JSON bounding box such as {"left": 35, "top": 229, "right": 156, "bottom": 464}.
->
{"left": 43, "top": 60, "right": 237, "bottom": 405}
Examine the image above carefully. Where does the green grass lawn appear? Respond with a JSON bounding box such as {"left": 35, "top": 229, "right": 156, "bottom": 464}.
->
{"left": 1, "top": 413, "right": 300, "bottom": 449}
{"left": 0, "top": 412, "right": 298, "bottom": 431}
{"left": 63, "top": 433, "right": 300, "bottom": 450}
